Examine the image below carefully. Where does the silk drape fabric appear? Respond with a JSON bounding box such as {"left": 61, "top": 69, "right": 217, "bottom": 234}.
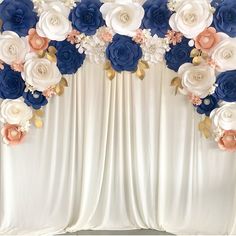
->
{"left": 0, "top": 62, "right": 236, "bottom": 235}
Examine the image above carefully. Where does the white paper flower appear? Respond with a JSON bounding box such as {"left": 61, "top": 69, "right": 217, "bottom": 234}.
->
{"left": 179, "top": 63, "right": 216, "bottom": 98}
{"left": 141, "top": 35, "right": 170, "bottom": 63}
{"left": 0, "top": 99, "right": 33, "bottom": 126}
{"left": 100, "top": 2, "right": 144, "bottom": 37}
{"left": 211, "top": 37, "right": 236, "bottom": 72}
{"left": 210, "top": 103, "right": 236, "bottom": 131}
{"left": 36, "top": 2, "right": 72, "bottom": 41}
{"left": 169, "top": 0, "right": 213, "bottom": 38}
{"left": 22, "top": 55, "right": 61, "bottom": 92}
{"left": 0, "top": 31, "right": 29, "bottom": 65}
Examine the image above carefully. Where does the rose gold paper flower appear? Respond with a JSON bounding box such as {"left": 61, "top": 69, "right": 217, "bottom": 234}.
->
{"left": 28, "top": 28, "right": 49, "bottom": 52}
{"left": 11, "top": 62, "right": 24, "bottom": 72}
{"left": 97, "top": 27, "right": 113, "bottom": 43}
{"left": 133, "top": 29, "right": 146, "bottom": 44}
{"left": 166, "top": 30, "right": 183, "bottom": 46}
{"left": 218, "top": 130, "right": 236, "bottom": 152}
{"left": 43, "top": 87, "right": 56, "bottom": 98}
{"left": 195, "top": 27, "right": 220, "bottom": 53}
{"left": 67, "top": 29, "right": 81, "bottom": 44}
{"left": 1, "top": 124, "right": 25, "bottom": 145}
{"left": 188, "top": 93, "right": 202, "bottom": 106}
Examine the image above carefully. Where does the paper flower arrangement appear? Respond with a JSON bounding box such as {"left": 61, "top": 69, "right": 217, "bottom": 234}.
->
{"left": 0, "top": 0, "right": 235, "bottom": 151}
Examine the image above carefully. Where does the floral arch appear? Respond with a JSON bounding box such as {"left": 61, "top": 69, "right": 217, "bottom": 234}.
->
{"left": 0, "top": 0, "right": 236, "bottom": 152}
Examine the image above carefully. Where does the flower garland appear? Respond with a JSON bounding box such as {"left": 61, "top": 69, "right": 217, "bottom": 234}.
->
{"left": 0, "top": 0, "right": 235, "bottom": 152}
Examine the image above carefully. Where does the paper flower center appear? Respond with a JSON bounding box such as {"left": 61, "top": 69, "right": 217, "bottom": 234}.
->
{"left": 50, "top": 16, "right": 60, "bottom": 26}
{"left": 183, "top": 12, "right": 197, "bottom": 25}
{"left": 120, "top": 12, "right": 130, "bottom": 24}
{"left": 203, "top": 99, "right": 211, "bottom": 105}
{"left": 8, "top": 44, "right": 17, "bottom": 56}
{"left": 223, "top": 49, "right": 233, "bottom": 59}
{"left": 37, "top": 64, "right": 47, "bottom": 75}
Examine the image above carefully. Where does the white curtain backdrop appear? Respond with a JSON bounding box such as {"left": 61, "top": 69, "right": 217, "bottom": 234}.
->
{"left": 0, "top": 62, "right": 236, "bottom": 235}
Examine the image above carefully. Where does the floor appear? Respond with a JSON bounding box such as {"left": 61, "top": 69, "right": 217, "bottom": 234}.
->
{"left": 63, "top": 230, "right": 173, "bottom": 235}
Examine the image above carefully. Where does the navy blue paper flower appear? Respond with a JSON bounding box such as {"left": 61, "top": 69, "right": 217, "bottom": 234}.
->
{"left": 196, "top": 95, "right": 219, "bottom": 116}
{"left": 214, "top": 70, "right": 236, "bottom": 102}
{"left": 0, "top": 0, "right": 37, "bottom": 37}
{"left": 69, "top": 0, "right": 104, "bottom": 36}
{"left": 23, "top": 90, "right": 48, "bottom": 110}
{"left": 141, "top": 0, "right": 171, "bottom": 37}
{"left": 50, "top": 40, "right": 86, "bottom": 75}
{"left": 0, "top": 65, "right": 25, "bottom": 99}
{"left": 213, "top": 0, "right": 236, "bottom": 37}
{"left": 106, "top": 34, "right": 142, "bottom": 72}
{"left": 165, "top": 38, "right": 193, "bottom": 72}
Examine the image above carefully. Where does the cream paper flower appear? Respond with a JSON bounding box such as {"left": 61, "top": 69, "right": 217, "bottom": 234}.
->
{"left": 36, "top": 1, "right": 72, "bottom": 41}
{"left": 169, "top": 0, "right": 213, "bottom": 39}
{"left": 211, "top": 37, "right": 236, "bottom": 72}
{"left": 22, "top": 54, "right": 61, "bottom": 92}
{"left": 210, "top": 103, "right": 236, "bottom": 131}
{"left": 178, "top": 63, "right": 216, "bottom": 98}
{"left": 0, "top": 99, "right": 33, "bottom": 126}
{"left": 100, "top": 1, "right": 144, "bottom": 37}
{"left": 0, "top": 31, "right": 29, "bottom": 65}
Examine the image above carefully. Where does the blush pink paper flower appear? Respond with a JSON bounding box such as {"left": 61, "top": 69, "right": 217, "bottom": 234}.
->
{"left": 11, "top": 62, "right": 24, "bottom": 72}
{"left": 1, "top": 124, "right": 25, "bottom": 145}
{"left": 195, "top": 27, "right": 220, "bottom": 53}
{"left": 98, "top": 27, "right": 113, "bottom": 43}
{"left": 43, "top": 87, "right": 56, "bottom": 98}
{"left": 188, "top": 93, "right": 202, "bottom": 105}
{"left": 67, "top": 29, "right": 81, "bottom": 44}
{"left": 218, "top": 130, "right": 236, "bottom": 152}
{"left": 166, "top": 30, "right": 183, "bottom": 45}
{"left": 133, "top": 29, "right": 146, "bottom": 44}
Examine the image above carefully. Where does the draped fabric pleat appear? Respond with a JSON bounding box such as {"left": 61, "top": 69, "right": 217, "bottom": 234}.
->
{"left": 0, "top": 62, "right": 236, "bottom": 235}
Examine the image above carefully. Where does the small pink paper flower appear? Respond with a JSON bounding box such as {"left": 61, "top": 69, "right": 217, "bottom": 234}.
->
{"left": 218, "top": 130, "right": 236, "bottom": 152}
{"left": 98, "top": 27, "right": 113, "bottom": 43}
{"left": 67, "top": 30, "right": 81, "bottom": 44}
{"left": 166, "top": 30, "right": 183, "bottom": 45}
{"left": 11, "top": 62, "right": 24, "bottom": 72}
{"left": 195, "top": 27, "right": 220, "bottom": 53}
{"left": 28, "top": 28, "right": 49, "bottom": 52}
{"left": 133, "top": 29, "right": 146, "bottom": 44}
{"left": 43, "top": 87, "right": 56, "bottom": 98}
{"left": 188, "top": 93, "right": 202, "bottom": 105}
{"left": 1, "top": 124, "right": 25, "bottom": 145}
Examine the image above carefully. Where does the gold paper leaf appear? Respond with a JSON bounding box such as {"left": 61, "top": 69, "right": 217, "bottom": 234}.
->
{"left": 48, "top": 46, "right": 57, "bottom": 54}
{"left": 34, "top": 109, "right": 44, "bottom": 117}
{"left": 34, "top": 118, "right": 43, "bottom": 128}
{"left": 201, "top": 52, "right": 208, "bottom": 60}
{"left": 192, "top": 56, "right": 202, "bottom": 66}
{"left": 46, "top": 52, "right": 57, "bottom": 63}
{"left": 60, "top": 77, "right": 68, "bottom": 87}
{"left": 55, "top": 84, "right": 64, "bottom": 96}
{"left": 37, "top": 50, "right": 46, "bottom": 58}
{"left": 198, "top": 117, "right": 212, "bottom": 139}
{"left": 170, "top": 77, "right": 183, "bottom": 95}
{"left": 136, "top": 68, "right": 145, "bottom": 80}
{"left": 190, "top": 48, "right": 201, "bottom": 58}
{"left": 139, "top": 60, "right": 149, "bottom": 70}
{"left": 104, "top": 61, "right": 112, "bottom": 70}
{"left": 107, "top": 69, "right": 116, "bottom": 80}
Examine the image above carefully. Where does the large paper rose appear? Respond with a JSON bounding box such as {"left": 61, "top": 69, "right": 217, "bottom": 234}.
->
{"left": 213, "top": 0, "right": 236, "bottom": 37}
{"left": 141, "top": 0, "right": 171, "bottom": 37}
{"left": 210, "top": 103, "right": 236, "bottom": 131}
{"left": 165, "top": 38, "right": 193, "bottom": 72}
{"left": 218, "top": 130, "right": 236, "bottom": 152}
{"left": 100, "top": 2, "right": 144, "bottom": 37}
{"left": 22, "top": 55, "right": 61, "bottom": 92}
{"left": 214, "top": 70, "right": 236, "bottom": 102}
{"left": 0, "top": 99, "right": 33, "bottom": 125}
{"left": 179, "top": 63, "right": 216, "bottom": 98}
{"left": 0, "top": 65, "right": 25, "bottom": 99}
{"left": 169, "top": 0, "right": 213, "bottom": 38}
{"left": 211, "top": 37, "right": 236, "bottom": 72}
{"left": 36, "top": 4, "right": 72, "bottom": 41}
{"left": 0, "top": 0, "right": 37, "bottom": 37}
{"left": 50, "top": 40, "right": 86, "bottom": 74}
{"left": 1, "top": 124, "right": 25, "bottom": 145}
{"left": 106, "top": 34, "right": 142, "bottom": 72}
{"left": 23, "top": 90, "right": 48, "bottom": 110}
{"left": 69, "top": 0, "right": 104, "bottom": 36}
{"left": 196, "top": 95, "right": 218, "bottom": 116}
{"left": 0, "top": 31, "right": 29, "bottom": 65}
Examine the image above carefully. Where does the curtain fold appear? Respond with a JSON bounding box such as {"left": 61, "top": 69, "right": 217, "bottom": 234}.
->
{"left": 0, "top": 61, "right": 236, "bottom": 235}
